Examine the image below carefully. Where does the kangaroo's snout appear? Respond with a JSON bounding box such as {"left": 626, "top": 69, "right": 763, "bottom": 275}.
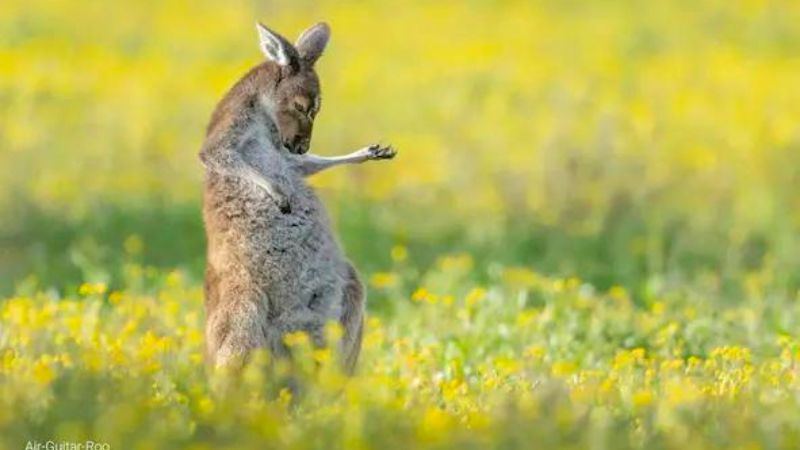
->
{"left": 285, "top": 135, "right": 310, "bottom": 154}
{"left": 278, "top": 109, "right": 313, "bottom": 154}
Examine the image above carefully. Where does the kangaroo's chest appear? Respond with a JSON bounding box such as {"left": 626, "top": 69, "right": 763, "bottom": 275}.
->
{"left": 204, "top": 173, "right": 342, "bottom": 280}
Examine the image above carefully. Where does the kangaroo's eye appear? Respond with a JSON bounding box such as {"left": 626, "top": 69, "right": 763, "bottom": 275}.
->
{"left": 293, "top": 100, "right": 307, "bottom": 113}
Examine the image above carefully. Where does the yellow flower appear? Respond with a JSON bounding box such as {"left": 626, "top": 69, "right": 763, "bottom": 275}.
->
{"left": 283, "top": 331, "right": 310, "bottom": 348}
{"left": 418, "top": 407, "right": 453, "bottom": 441}
{"left": 502, "top": 267, "right": 539, "bottom": 289}
{"left": 516, "top": 309, "right": 538, "bottom": 328}
{"left": 312, "top": 348, "right": 332, "bottom": 364}
{"left": 197, "top": 396, "right": 215, "bottom": 416}
{"left": 166, "top": 270, "right": 183, "bottom": 287}
{"left": 494, "top": 356, "right": 522, "bottom": 375}
{"left": 776, "top": 334, "right": 793, "bottom": 347}
{"left": 33, "top": 360, "right": 56, "bottom": 385}
{"left": 78, "top": 282, "right": 107, "bottom": 296}
{"left": 651, "top": 302, "right": 665, "bottom": 315}
{"left": 370, "top": 272, "right": 399, "bottom": 289}
{"left": 324, "top": 322, "right": 344, "bottom": 342}
{"left": 465, "top": 287, "right": 486, "bottom": 307}
{"left": 411, "top": 287, "right": 438, "bottom": 304}
{"left": 391, "top": 245, "right": 408, "bottom": 263}
{"left": 278, "top": 388, "right": 293, "bottom": 408}
{"left": 124, "top": 234, "right": 144, "bottom": 255}
{"left": 441, "top": 379, "right": 466, "bottom": 401}
{"left": 436, "top": 254, "right": 473, "bottom": 273}
{"left": 632, "top": 389, "right": 654, "bottom": 408}
{"left": 523, "top": 345, "right": 545, "bottom": 360}
{"left": 551, "top": 361, "right": 577, "bottom": 377}
{"left": 108, "top": 291, "right": 124, "bottom": 305}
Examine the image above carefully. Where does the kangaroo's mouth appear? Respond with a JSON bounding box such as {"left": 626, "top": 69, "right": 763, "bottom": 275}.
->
{"left": 284, "top": 140, "right": 309, "bottom": 155}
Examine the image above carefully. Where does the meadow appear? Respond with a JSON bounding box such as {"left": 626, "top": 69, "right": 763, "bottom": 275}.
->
{"left": 2, "top": 0, "right": 800, "bottom": 448}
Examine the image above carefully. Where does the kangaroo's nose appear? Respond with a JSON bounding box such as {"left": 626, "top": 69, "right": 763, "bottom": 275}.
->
{"left": 293, "top": 136, "right": 310, "bottom": 154}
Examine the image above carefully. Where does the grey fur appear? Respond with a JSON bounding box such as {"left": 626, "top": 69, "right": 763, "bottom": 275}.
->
{"left": 295, "top": 22, "right": 330, "bottom": 65}
{"left": 200, "top": 22, "right": 395, "bottom": 373}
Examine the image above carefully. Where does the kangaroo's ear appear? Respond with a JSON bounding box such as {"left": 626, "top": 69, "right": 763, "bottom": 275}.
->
{"left": 295, "top": 22, "right": 330, "bottom": 66}
{"left": 256, "top": 22, "right": 297, "bottom": 67}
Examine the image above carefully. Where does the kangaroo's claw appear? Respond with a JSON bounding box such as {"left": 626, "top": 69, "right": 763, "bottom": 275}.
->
{"left": 274, "top": 194, "right": 291, "bottom": 214}
{"left": 367, "top": 144, "right": 397, "bottom": 160}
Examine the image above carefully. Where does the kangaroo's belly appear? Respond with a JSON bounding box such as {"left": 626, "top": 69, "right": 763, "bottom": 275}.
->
{"left": 203, "top": 174, "right": 347, "bottom": 326}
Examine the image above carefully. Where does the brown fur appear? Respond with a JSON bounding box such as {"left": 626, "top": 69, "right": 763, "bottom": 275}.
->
{"left": 200, "top": 22, "right": 366, "bottom": 373}
{"left": 340, "top": 263, "right": 365, "bottom": 372}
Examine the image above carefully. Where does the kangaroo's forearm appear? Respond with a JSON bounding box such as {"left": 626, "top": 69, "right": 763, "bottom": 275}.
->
{"left": 200, "top": 146, "right": 290, "bottom": 211}
{"left": 295, "top": 151, "right": 370, "bottom": 176}
{"left": 295, "top": 144, "right": 396, "bottom": 177}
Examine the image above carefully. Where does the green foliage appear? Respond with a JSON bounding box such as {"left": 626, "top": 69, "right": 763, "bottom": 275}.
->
{"left": 2, "top": 262, "right": 800, "bottom": 449}
{"left": 2, "top": 0, "right": 800, "bottom": 447}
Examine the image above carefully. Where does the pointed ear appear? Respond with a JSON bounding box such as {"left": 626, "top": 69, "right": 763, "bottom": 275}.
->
{"left": 256, "top": 22, "right": 297, "bottom": 67}
{"left": 295, "top": 22, "right": 330, "bottom": 66}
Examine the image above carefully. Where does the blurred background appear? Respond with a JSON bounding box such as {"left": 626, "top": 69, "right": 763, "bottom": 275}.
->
{"left": 1, "top": 0, "right": 799, "bottom": 301}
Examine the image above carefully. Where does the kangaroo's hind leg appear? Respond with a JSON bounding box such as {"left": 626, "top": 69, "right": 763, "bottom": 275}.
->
{"left": 339, "top": 262, "right": 365, "bottom": 374}
{"left": 205, "top": 274, "right": 270, "bottom": 370}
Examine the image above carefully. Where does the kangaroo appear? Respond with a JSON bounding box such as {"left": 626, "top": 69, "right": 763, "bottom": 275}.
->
{"left": 200, "top": 22, "right": 395, "bottom": 373}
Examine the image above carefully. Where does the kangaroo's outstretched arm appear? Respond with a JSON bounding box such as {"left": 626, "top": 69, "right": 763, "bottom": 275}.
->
{"left": 200, "top": 141, "right": 292, "bottom": 213}
{"left": 294, "top": 144, "right": 396, "bottom": 177}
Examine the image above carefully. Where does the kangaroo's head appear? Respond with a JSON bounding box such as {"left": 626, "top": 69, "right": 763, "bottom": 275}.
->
{"left": 256, "top": 22, "right": 329, "bottom": 154}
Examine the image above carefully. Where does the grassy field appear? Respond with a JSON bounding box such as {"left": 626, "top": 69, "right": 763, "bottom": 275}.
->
{"left": 2, "top": 0, "right": 800, "bottom": 448}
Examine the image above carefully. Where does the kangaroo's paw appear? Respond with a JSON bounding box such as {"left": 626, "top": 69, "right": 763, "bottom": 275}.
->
{"left": 367, "top": 144, "right": 397, "bottom": 160}
{"left": 270, "top": 191, "right": 291, "bottom": 214}
{"left": 279, "top": 199, "right": 291, "bottom": 214}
